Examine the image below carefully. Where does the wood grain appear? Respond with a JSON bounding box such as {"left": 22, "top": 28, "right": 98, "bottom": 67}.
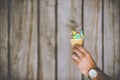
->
{"left": 38, "top": 0, "right": 56, "bottom": 80}
{"left": 104, "top": 0, "right": 115, "bottom": 77}
{"left": 0, "top": 0, "right": 120, "bottom": 80}
{"left": 0, "top": 0, "right": 8, "bottom": 80}
{"left": 57, "top": 0, "right": 82, "bottom": 80}
{"left": 113, "top": 1, "right": 120, "bottom": 79}
{"left": 104, "top": 0, "right": 120, "bottom": 79}
{"left": 10, "top": 0, "right": 38, "bottom": 80}
{"left": 84, "top": 0, "right": 102, "bottom": 80}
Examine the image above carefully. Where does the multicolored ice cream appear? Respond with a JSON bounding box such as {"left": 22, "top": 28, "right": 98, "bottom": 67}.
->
{"left": 70, "top": 30, "right": 84, "bottom": 47}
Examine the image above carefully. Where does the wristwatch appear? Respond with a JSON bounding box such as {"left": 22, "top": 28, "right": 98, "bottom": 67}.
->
{"left": 88, "top": 68, "right": 98, "bottom": 79}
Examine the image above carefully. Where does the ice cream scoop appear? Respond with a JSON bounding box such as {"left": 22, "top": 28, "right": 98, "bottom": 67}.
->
{"left": 70, "top": 30, "right": 84, "bottom": 47}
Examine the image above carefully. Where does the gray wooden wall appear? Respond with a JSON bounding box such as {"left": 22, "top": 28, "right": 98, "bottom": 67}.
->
{"left": 0, "top": 0, "right": 120, "bottom": 80}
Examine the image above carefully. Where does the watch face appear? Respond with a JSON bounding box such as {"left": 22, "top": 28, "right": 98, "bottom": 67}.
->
{"left": 88, "top": 69, "right": 98, "bottom": 79}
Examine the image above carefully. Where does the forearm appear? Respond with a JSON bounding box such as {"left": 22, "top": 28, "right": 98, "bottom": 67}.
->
{"left": 92, "top": 68, "right": 112, "bottom": 80}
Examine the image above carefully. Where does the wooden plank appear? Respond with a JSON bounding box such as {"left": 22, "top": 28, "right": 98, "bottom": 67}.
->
{"left": 84, "top": 0, "right": 102, "bottom": 79}
{"left": 10, "top": 0, "right": 38, "bottom": 80}
{"left": 104, "top": 0, "right": 120, "bottom": 79}
{"left": 38, "top": 0, "right": 56, "bottom": 80}
{"left": 113, "top": 1, "right": 120, "bottom": 79}
{"left": 104, "top": 0, "right": 114, "bottom": 77}
{"left": 0, "top": 0, "right": 8, "bottom": 80}
{"left": 57, "top": 0, "right": 82, "bottom": 80}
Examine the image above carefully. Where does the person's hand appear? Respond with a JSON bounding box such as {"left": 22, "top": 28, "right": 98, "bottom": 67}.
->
{"left": 71, "top": 44, "right": 97, "bottom": 76}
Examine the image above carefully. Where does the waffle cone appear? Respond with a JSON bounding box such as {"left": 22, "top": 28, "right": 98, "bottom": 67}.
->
{"left": 70, "top": 38, "right": 83, "bottom": 47}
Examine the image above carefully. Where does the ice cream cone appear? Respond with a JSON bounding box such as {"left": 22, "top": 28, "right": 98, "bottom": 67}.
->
{"left": 70, "top": 38, "right": 83, "bottom": 47}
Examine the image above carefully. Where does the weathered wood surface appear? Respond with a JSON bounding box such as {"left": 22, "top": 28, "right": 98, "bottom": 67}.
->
{"left": 57, "top": 0, "right": 82, "bottom": 80}
{"left": 38, "top": 0, "right": 56, "bottom": 80}
{"left": 84, "top": 0, "right": 102, "bottom": 80}
{"left": 113, "top": 1, "right": 120, "bottom": 79}
{"left": 0, "top": 0, "right": 120, "bottom": 80}
{"left": 104, "top": 0, "right": 120, "bottom": 79}
{"left": 10, "top": 0, "right": 38, "bottom": 80}
{"left": 0, "top": 0, "right": 8, "bottom": 80}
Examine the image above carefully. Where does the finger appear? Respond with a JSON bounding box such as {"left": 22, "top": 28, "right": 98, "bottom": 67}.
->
{"left": 72, "top": 47, "right": 84, "bottom": 58}
{"left": 71, "top": 53, "right": 80, "bottom": 62}
{"left": 72, "top": 57, "right": 78, "bottom": 65}
{"left": 75, "top": 45, "right": 89, "bottom": 55}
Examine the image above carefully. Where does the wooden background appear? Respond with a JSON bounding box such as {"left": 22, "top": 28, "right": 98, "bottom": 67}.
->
{"left": 0, "top": 0, "right": 120, "bottom": 80}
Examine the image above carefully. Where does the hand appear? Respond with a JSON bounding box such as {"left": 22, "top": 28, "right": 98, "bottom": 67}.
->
{"left": 71, "top": 44, "right": 97, "bottom": 76}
